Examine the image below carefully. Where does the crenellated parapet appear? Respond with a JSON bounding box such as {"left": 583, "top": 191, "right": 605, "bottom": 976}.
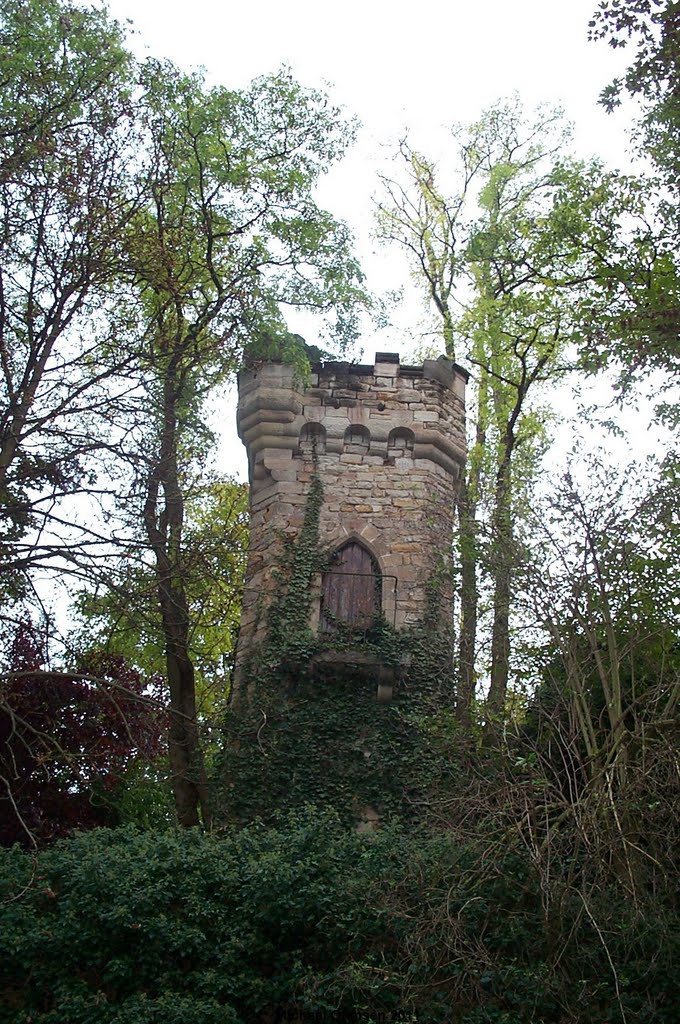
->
{"left": 238, "top": 352, "right": 466, "bottom": 483}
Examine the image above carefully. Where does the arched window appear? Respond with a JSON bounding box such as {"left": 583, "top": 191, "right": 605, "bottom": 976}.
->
{"left": 298, "top": 422, "right": 326, "bottom": 455}
{"left": 321, "top": 541, "right": 381, "bottom": 632}
{"left": 343, "top": 424, "right": 370, "bottom": 454}
{"left": 387, "top": 427, "right": 415, "bottom": 457}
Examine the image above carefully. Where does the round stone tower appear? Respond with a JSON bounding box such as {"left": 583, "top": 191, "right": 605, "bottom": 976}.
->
{"left": 232, "top": 351, "right": 467, "bottom": 691}
{"left": 222, "top": 351, "right": 468, "bottom": 824}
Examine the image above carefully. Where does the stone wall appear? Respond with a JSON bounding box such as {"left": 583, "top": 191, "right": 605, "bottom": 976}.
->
{"left": 232, "top": 352, "right": 467, "bottom": 687}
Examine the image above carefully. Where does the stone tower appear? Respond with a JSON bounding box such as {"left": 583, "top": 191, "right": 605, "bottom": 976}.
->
{"left": 223, "top": 352, "right": 467, "bottom": 823}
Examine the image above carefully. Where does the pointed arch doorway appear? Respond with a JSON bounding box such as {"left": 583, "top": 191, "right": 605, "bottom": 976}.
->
{"left": 320, "top": 540, "right": 381, "bottom": 633}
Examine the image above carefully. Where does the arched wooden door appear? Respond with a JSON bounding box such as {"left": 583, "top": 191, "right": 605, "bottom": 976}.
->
{"left": 321, "top": 541, "right": 381, "bottom": 632}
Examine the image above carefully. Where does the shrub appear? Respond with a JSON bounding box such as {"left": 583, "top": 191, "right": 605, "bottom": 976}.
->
{"left": 1, "top": 811, "right": 679, "bottom": 1023}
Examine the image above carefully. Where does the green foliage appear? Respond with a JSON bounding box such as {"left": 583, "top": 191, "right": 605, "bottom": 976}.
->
{"left": 264, "top": 473, "right": 328, "bottom": 668}
{"left": 0, "top": 0, "right": 370, "bottom": 827}
{"left": 0, "top": 0, "right": 135, "bottom": 578}
{"left": 590, "top": 0, "right": 680, "bottom": 182}
{"left": 2, "top": 812, "right": 679, "bottom": 1023}
{"left": 0, "top": 0, "right": 131, "bottom": 144}
{"left": 0, "top": 814, "right": 372, "bottom": 1024}
{"left": 220, "top": 668, "right": 442, "bottom": 825}
{"left": 588, "top": 1, "right": 680, "bottom": 392}
{"left": 544, "top": 161, "right": 680, "bottom": 400}
{"left": 100, "top": 760, "right": 175, "bottom": 832}
{"left": 73, "top": 478, "right": 248, "bottom": 703}
{"left": 126, "top": 62, "right": 367, "bottom": 373}
{"left": 517, "top": 454, "right": 680, "bottom": 894}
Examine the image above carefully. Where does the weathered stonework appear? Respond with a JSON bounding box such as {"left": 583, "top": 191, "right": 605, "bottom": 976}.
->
{"left": 232, "top": 351, "right": 467, "bottom": 688}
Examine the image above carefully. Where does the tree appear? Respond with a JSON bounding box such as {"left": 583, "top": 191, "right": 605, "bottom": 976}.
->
{"left": 376, "top": 101, "right": 609, "bottom": 730}
{"left": 0, "top": 619, "right": 165, "bottom": 846}
{"left": 0, "top": 0, "right": 368, "bottom": 827}
{"left": 588, "top": 0, "right": 680, "bottom": 392}
{"left": 522, "top": 454, "right": 680, "bottom": 893}
{"left": 73, "top": 476, "right": 248, "bottom": 723}
{"left": 0, "top": 0, "right": 138, "bottom": 594}
{"left": 591, "top": 0, "right": 680, "bottom": 186}
{"left": 109, "top": 65, "right": 367, "bottom": 826}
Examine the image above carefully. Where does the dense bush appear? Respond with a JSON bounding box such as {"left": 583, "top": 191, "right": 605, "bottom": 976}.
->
{"left": 2, "top": 810, "right": 680, "bottom": 1023}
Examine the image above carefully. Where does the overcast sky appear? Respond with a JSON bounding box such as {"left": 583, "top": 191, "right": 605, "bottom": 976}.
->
{"left": 104, "top": 0, "right": 639, "bottom": 478}
{"left": 108, "top": 0, "right": 630, "bottom": 139}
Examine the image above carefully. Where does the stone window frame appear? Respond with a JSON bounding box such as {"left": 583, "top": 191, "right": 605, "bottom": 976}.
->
{"left": 343, "top": 424, "right": 371, "bottom": 454}
{"left": 387, "top": 427, "right": 415, "bottom": 458}
{"left": 297, "top": 421, "right": 327, "bottom": 457}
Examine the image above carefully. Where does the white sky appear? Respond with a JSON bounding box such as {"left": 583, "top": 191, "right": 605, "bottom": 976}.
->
{"left": 105, "top": 0, "right": 640, "bottom": 479}
{"left": 109, "top": 0, "right": 631, "bottom": 144}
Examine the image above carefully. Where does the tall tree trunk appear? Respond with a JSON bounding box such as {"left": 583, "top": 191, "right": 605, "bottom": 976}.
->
{"left": 158, "top": 578, "right": 212, "bottom": 828}
{"left": 486, "top": 533, "right": 512, "bottom": 719}
{"left": 143, "top": 362, "right": 211, "bottom": 828}
{"left": 456, "top": 478, "right": 478, "bottom": 729}
{"left": 455, "top": 347, "right": 489, "bottom": 731}
{"left": 485, "top": 437, "right": 515, "bottom": 739}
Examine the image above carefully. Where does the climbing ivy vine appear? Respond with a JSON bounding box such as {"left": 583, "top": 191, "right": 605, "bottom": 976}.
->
{"left": 217, "top": 475, "right": 459, "bottom": 824}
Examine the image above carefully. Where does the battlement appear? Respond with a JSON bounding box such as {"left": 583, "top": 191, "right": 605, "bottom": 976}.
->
{"left": 237, "top": 352, "right": 468, "bottom": 487}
